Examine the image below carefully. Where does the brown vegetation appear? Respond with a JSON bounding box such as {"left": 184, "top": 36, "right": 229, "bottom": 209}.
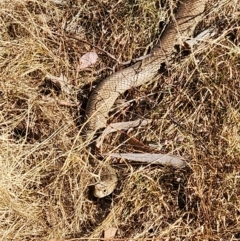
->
{"left": 0, "top": 0, "right": 239, "bottom": 240}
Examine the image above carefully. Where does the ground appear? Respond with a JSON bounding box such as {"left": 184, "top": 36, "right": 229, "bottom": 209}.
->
{"left": 0, "top": 0, "right": 240, "bottom": 240}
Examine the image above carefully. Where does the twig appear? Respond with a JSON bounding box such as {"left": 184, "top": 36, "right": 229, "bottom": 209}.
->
{"left": 55, "top": 32, "right": 152, "bottom": 66}
{"left": 60, "top": 33, "right": 120, "bottom": 63}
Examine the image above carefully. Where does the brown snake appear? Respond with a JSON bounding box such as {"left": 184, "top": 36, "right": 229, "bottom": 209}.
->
{"left": 85, "top": 0, "right": 208, "bottom": 197}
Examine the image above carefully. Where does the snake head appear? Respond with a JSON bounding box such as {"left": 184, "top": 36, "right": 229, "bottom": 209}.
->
{"left": 93, "top": 165, "right": 118, "bottom": 198}
{"left": 93, "top": 180, "right": 117, "bottom": 198}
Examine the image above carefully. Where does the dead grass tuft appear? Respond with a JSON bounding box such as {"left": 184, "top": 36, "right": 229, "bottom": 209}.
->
{"left": 0, "top": 0, "right": 240, "bottom": 240}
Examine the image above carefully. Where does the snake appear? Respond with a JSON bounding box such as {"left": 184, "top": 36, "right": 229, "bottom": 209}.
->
{"left": 85, "top": 0, "right": 208, "bottom": 198}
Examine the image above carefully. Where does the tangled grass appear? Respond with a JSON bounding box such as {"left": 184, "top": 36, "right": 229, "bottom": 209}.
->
{"left": 0, "top": 0, "right": 239, "bottom": 240}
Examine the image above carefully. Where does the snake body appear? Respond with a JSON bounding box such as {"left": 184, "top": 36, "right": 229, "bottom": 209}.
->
{"left": 85, "top": 0, "right": 207, "bottom": 197}
{"left": 86, "top": 0, "right": 207, "bottom": 135}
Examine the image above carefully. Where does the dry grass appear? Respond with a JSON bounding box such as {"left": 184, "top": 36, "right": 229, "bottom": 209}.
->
{"left": 0, "top": 0, "right": 240, "bottom": 240}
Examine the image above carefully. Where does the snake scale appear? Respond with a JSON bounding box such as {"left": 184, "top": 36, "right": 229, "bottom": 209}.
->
{"left": 85, "top": 0, "right": 208, "bottom": 197}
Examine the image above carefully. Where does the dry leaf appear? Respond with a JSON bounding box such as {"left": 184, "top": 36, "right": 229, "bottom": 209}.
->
{"left": 104, "top": 227, "right": 117, "bottom": 240}
{"left": 79, "top": 51, "right": 98, "bottom": 69}
{"left": 96, "top": 119, "right": 153, "bottom": 148}
{"left": 185, "top": 27, "right": 216, "bottom": 48}
{"left": 104, "top": 153, "right": 187, "bottom": 168}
